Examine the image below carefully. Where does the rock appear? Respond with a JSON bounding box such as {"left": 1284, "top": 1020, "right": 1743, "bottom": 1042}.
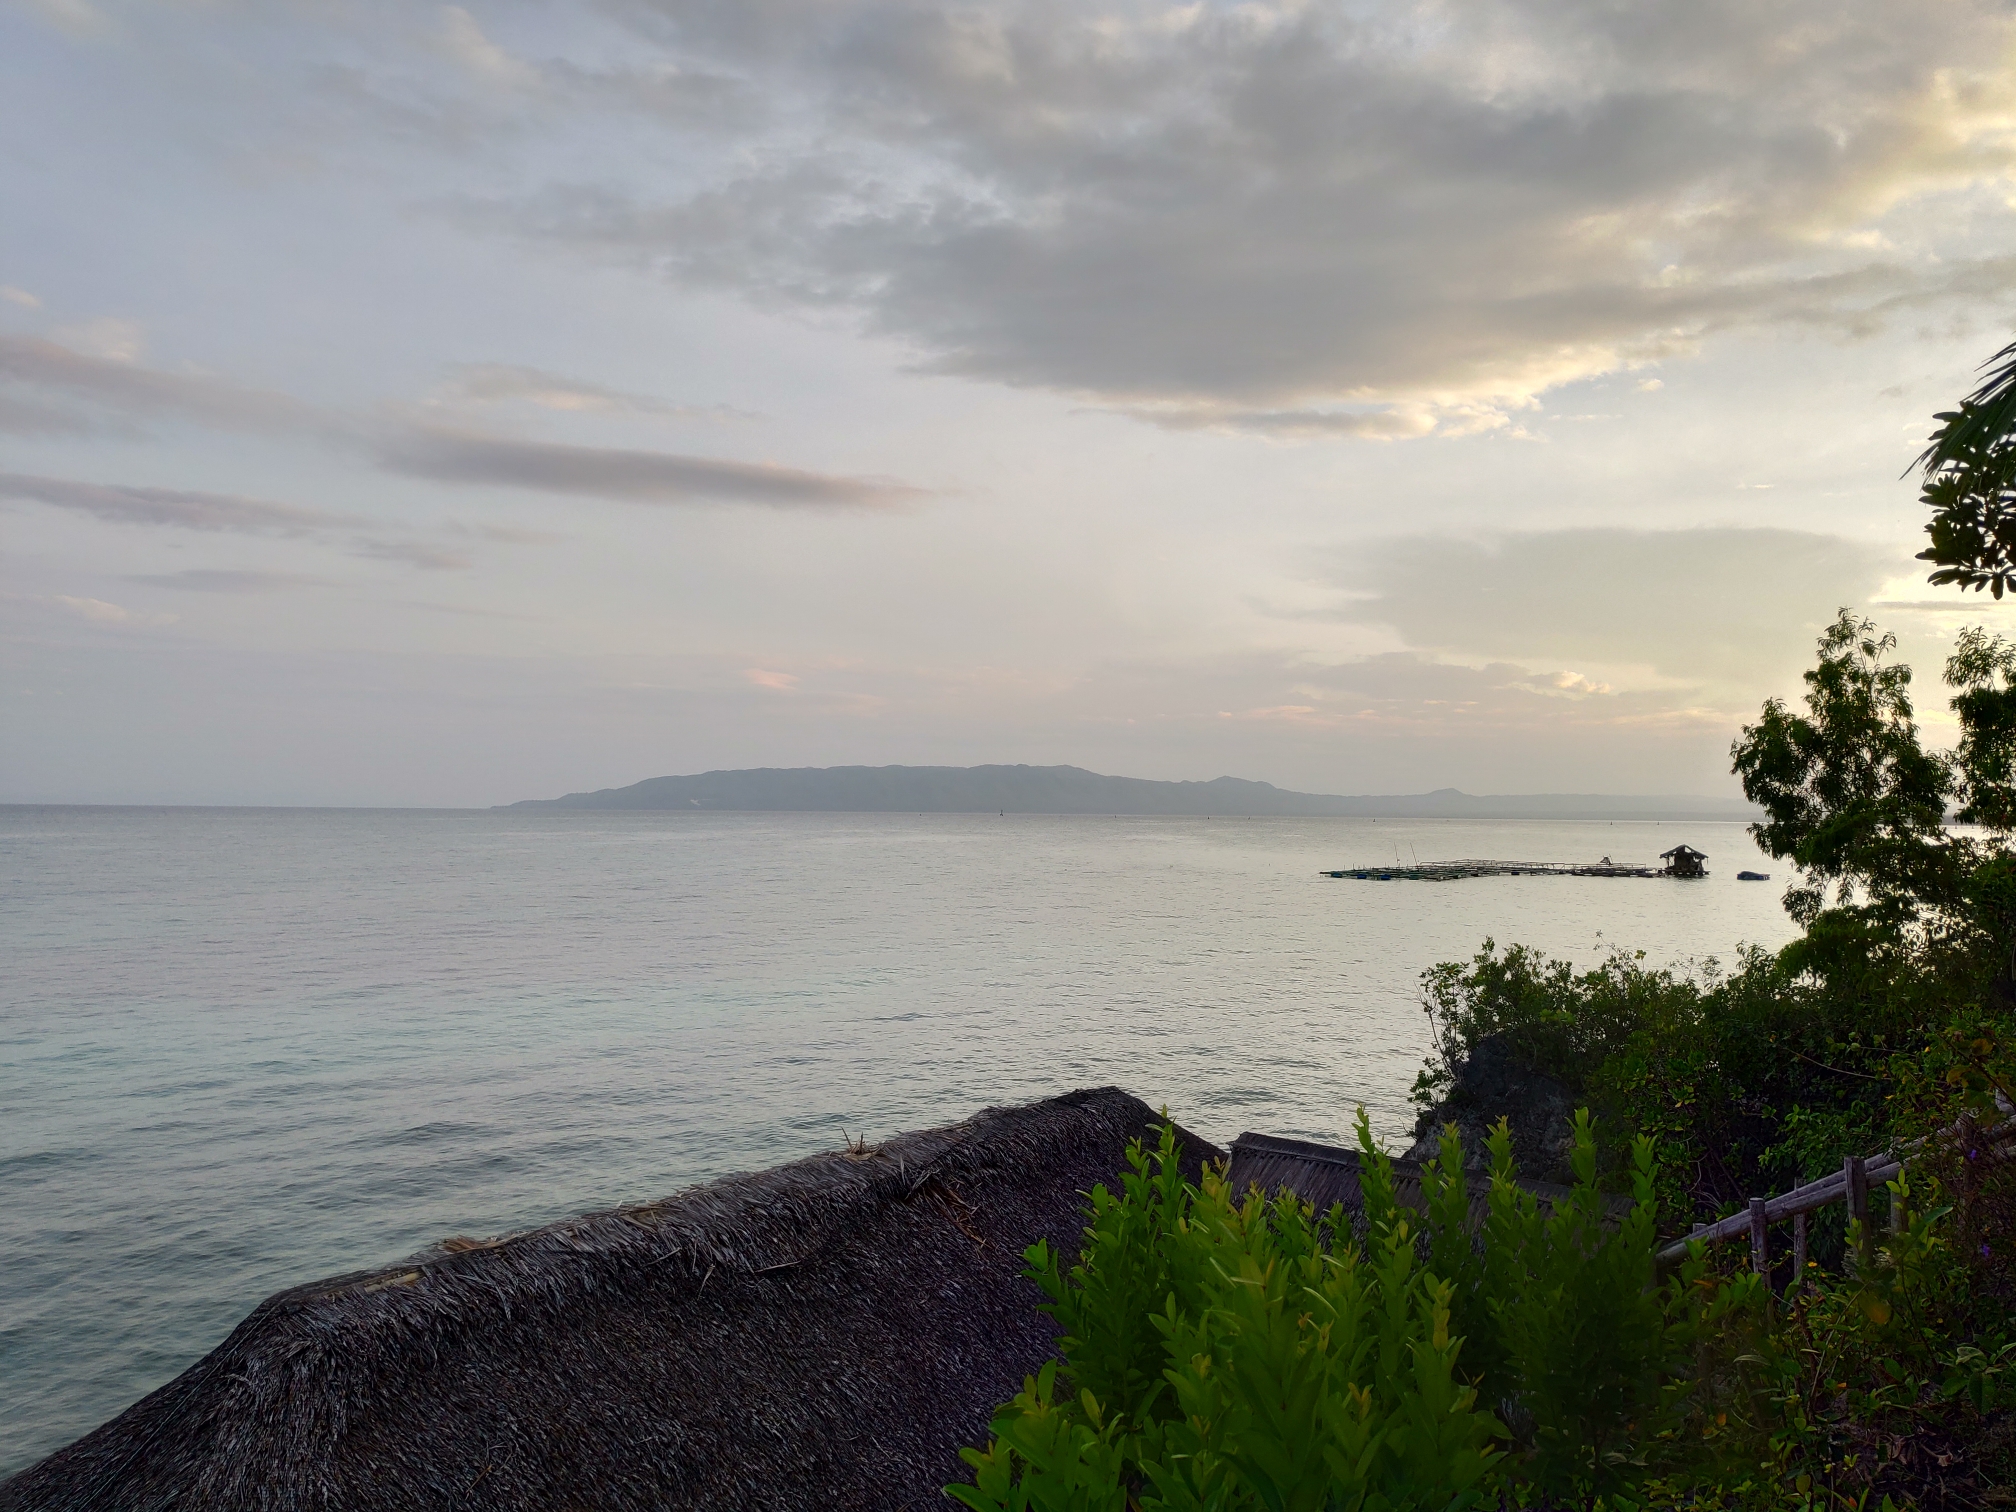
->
{"left": 1403, "top": 1031, "right": 1578, "bottom": 1182}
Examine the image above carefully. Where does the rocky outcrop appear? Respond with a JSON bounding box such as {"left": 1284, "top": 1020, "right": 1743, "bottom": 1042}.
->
{"left": 1404, "top": 1032, "right": 1578, "bottom": 1183}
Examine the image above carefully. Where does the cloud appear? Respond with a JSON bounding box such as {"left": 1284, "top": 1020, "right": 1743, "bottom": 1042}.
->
{"left": 1238, "top": 651, "right": 1720, "bottom": 733}
{"left": 1049, "top": 646, "right": 1737, "bottom": 758}
{"left": 1112, "top": 403, "right": 1444, "bottom": 439}
{"left": 1217, "top": 703, "right": 1323, "bottom": 724}
{"left": 1, "top": 287, "right": 41, "bottom": 309}
{"left": 3, "top": 472, "right": 472, "bottom": 572}
{"left": 35, "top": 593, "right": 179, "bottom": 628}
{"left": 0, "top": 337, "right": 914, "bottom": 515}
{"left": 0, "top": 394, "right": 97, "bottom": 436}
{"left": 51, "top": 317, "right": 145, "bottom": 364}
{"left": 128, "top": 570, "right": 334, "bottom": 593}
{"left": 18, "top": 0, "right": 109, "bottom": 39}
{"left": 743, "top": 667, "right": 801, "bottom": 690}
{"left": 55, "top": 595, "right": 134, "bottom": 623}
{"left": 0, "top": 334, "right": 923, "bottom": 520}
{"left": 439, "top": 7, "right": 537, "bottom": 88}
{"left": 1329, "top": 527, "right": 1898, "bottom": 687}
{"left": 434, "top": 362, "right": 755, "bottom": 420}
{"left": 458, "top": 0, "right": 2016, "bottom": 428}
{"left": 349, "top": 538, "right": 474, "bottom": 570}
{"left": 448, "top": 519, "right": 566, "bottom": 544}
{"left": 0, "top": 471, "right": 353, "bottom": 534}
{"left": 376, "top": 425, "right": 928, "bottom": 508}
{"left": 387, "top": 598, "right": 540, "bottom": 619}
{"left": 0, "top": 334, "right": 315, "bottom": 435}
{"left": 543, "top": 58, "right": 760, "bottom": 132}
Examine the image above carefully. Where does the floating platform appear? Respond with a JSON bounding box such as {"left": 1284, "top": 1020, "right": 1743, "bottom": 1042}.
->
{"left": 1321, "top": 858, "right": 1666, "bottom": 881}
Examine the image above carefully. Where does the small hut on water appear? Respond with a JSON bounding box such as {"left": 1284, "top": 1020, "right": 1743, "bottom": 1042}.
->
{"left": 0, "top": 1088, "right": 1218, "bottom": 1512}
{"left": 1660, "top": 844, "right": 1709, "bottom": 878}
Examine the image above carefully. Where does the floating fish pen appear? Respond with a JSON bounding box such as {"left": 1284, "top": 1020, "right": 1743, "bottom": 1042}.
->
{"left": 1323, "top": 858, "right": 1670, "bottom": 881}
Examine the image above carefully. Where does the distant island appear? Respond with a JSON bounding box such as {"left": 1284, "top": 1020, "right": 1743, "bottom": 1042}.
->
{"left": 499, "top": 765, "right": 1760, "bottom": 820}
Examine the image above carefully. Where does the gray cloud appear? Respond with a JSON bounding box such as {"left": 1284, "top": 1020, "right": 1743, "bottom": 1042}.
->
{"left": 377, "top": 425, "right": 927, "bottom": 508}
{"left": 1330, "top": 527, "right": 1898, "bottom": 686}
{"left": 0, "top": 337, "right": 914, "bottom": 514}
{"left": 448, "top": 519, "right": 566, "bottom": 544}
{"left": 128, "top": 569, "right": 334, "bottom": 592}
{"left": 435, "top": 362, "right": 756, "bottom": 420}
{"left": 4, "top": 471, "right": 475, "bottom": 573}
{"left": 0, "top": 471, "right": 354, "bottom": 534}
{"left": 453, "top": 0, "right": 2016, "bottom": 425}
{"left": 349, "top": 538, "right": 475, "bottom": 570}
{"left": 386, "top": 598, "right": 540, "bottom": 620}
{"left": 0, "top": 334, "right": 315, "bottom": 435}
{"left": 0, "top": 393, "right": 98, "bottom": 437}
{"left": 1199, "top": 650, "right": 1715, "bottom": 736}
{"left": 544, "top": 58, "right": 761, "bottom": 132}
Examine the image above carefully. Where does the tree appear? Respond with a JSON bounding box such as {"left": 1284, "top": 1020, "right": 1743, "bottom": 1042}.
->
{"left": 1946, "top": 626, "right": 2016, "bottom": 830}
{"left": 1915, "top": 337, "right": 2016, "bottom": 597}
{"left": 1731, "top": 609, "right": 1956, "bottom": 929}
{"left": 1733, "top": 612, "right": 2016, "bottom": 1008}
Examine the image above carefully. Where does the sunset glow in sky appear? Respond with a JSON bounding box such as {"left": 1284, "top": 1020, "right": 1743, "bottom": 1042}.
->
{"left": 7, "top": 0, "right": 2016, "bottom": 804}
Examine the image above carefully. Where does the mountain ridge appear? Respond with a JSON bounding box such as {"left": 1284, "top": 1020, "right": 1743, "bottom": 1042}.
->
{"left": 500, "top": 764, "right": 1759, "bottom": 820}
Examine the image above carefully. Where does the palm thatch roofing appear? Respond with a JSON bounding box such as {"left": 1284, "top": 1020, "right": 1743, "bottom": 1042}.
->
{"left": 1227, "top": 1132, "right": 1633, "bottom": 1228}
{"left": 1, "top": 1087, "right": 1219, "bottom": 1512}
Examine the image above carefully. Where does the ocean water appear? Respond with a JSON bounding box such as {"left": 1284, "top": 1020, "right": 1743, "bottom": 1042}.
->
{"left": 0, "top": 806, "right": 1795, "bottom": 1475}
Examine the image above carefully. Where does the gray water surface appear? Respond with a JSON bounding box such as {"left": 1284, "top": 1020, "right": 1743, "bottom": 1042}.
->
{"left": 0, "top": 807, "right": 1794, "bottom": 1473}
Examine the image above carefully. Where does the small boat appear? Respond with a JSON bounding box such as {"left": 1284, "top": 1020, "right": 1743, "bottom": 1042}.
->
{"left": 1736, "top": 870, "right": 1770, "bottom": 881}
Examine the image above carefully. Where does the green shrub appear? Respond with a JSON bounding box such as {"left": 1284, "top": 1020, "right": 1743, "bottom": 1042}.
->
{"left": 1644, "top": 1170, "right": 2015, "bottom": 1509}
{"left": 954, "top": 1106, "right": 2016, "bottom": 1508}
{"left": 950, "top": 1115, "right": 1719, "bottom": 1511}
{"left": 1413, "top": 939, "right": 1913, "bottom": 1231}
{"left": 952, "top": 1120, "right": 1503, "bottom": 1512}
{"left": 1479, "top": 1113, "right": 1674, "bottom": 1497}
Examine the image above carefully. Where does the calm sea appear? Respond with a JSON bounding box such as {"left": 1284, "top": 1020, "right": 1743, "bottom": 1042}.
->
{"left": 0, "top": 806, "right": 1794, "bottom": 1474}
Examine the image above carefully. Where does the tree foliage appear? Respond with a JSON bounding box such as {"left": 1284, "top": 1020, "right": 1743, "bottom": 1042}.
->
{"left": 1915, "top": 336, "right": 2016, "bottom": 596}
{"left": 1730, "top": 610, "right": 1956, "bottom": 929}
{"left": 1728, "top": 610, "right": 2016, "bottom": 1016}
{"left": 951, "top": 1120, "right": 2016, "bottom": 1509}
{"left": 951, "top": 1116, "right": 1683, "bottom": 1512}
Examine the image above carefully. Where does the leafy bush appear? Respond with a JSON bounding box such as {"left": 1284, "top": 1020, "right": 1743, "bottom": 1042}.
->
{"left": 1413, "top": 940, "right": 1904, "bottom": 1231}
{"left": 951, "top": 1120, "right": 1503, "bottom": 1512}
{"left": 1652, "top": 1170, "right": 2016, "bottom": 1509}
{"left": 950, "top": 1114, "right": 1710, "bottom": 1511}
{"left": 952, "top": 1118, "right": 2016, "bottom": 1509}
{"left": 1476, "top": 1115, "right": 1671, "bottom": 1497}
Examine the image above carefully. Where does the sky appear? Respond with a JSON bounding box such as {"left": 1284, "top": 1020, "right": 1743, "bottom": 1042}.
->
{"left": 5, "top": 0, "right": 2016, "bottom": 807}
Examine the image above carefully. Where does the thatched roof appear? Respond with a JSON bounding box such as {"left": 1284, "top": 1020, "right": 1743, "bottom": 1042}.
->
{"left": 1, "top": 1087, "right": 1219, "bottom": 1512}
{"left": 1227, "top": 1132, "right": 1633, "bottom": 1228}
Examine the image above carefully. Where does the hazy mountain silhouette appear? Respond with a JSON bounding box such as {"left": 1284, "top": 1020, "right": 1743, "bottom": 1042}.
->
{"left": 501, "top": 765, "right": 1758, "bottom": 820}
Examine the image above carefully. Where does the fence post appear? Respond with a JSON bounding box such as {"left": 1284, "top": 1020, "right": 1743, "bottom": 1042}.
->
{"left": 1749, "top": 1196, "right": 1769, "bottom": 1277}
{"left": 1790, "top": 1210, "right": 1808, "bottom": 1294}
{"left": 1845, "top": 1155, "right": 1870, "bottom": 1273}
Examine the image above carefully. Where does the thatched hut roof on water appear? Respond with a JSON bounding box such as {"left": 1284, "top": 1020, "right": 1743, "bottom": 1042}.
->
{"left": 1, "top": 1088, "right": 1219, "bottom": 1512}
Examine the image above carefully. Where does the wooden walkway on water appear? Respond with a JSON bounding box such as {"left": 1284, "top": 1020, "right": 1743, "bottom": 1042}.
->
{"left": 1320, "top": 858, "right": 1663, "bottom": 881}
